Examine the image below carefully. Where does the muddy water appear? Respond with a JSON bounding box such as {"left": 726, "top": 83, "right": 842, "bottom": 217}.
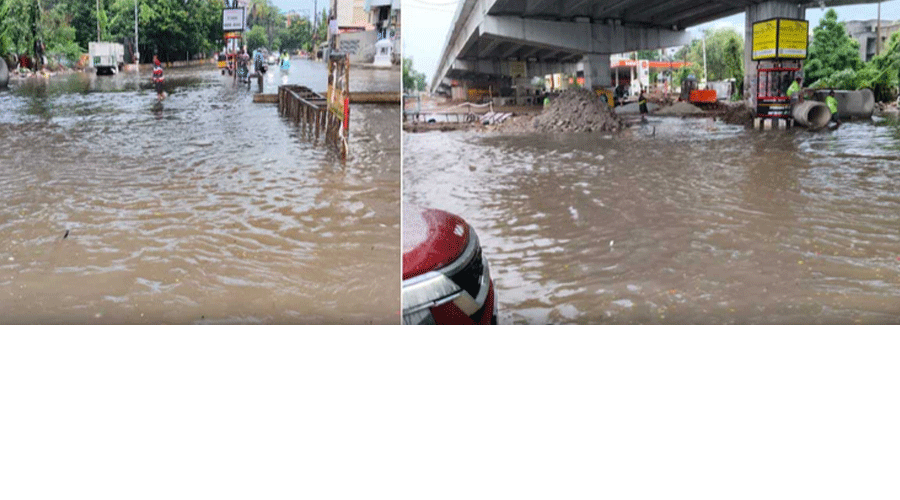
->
{"left": 0, "top": 60, "right": 399, "bottom": 324}
{"left": 404, "top": 116, "right": 900, "bottom": 324}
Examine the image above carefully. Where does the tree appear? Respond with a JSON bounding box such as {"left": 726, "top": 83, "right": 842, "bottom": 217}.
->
{"left": 803, "top": 9, "right": 862, "bottom": 87}
{"left": 106, "top": 0, "right": 222, "bottom": 62}
{"left": 2, "top": 0, "right": 225, "bottom": 66}
{"left": 854, "top": 31, "right": 900, "bottom": 101}
{"left": 247, "top": 0, "right": 280, "bottom": 49}
{"left": 54, "top": 0, "right": 97, "bottom": 51}
{"left": 673, "top": 27, "right": 743, "bottom": 83}
{"left": 724, "top": 36, "right": 743, "bottom": 96}
{"left": 402, "top": 57, "right": 426, "bottom": 92}
{"left": 246, "top": 24, "right": 268, "bottom": 52}
{"left": 280, "top": 17, "right": 312, "bottom": 52}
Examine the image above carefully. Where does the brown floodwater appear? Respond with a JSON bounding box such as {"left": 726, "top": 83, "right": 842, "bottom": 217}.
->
{"left": 403, "top": 115, "right": 900, "bottom": 324}
{"left": 0, "top": 60, "right": 400, "bottom": 324}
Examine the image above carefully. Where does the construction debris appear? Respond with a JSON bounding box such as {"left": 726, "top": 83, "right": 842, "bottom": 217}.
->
{"left": 496, "top": 88, "right": 623, "bottom": 133}
{"left": 718, "top": 101, "right": 755, "bottom": 126}
{"left": 655, "top": 101, "right": 706, "bottom": 116}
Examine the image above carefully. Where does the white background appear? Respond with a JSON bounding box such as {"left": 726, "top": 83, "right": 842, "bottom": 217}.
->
{"left": 3, "top": 328, "right": 899, "bottom": 500}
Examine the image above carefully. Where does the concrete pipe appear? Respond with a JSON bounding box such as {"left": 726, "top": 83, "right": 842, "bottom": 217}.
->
{"left": 0, "top": 57, "right": 8, "bottom": 88}
{"left": 792, "top": 100, "right": 831, "bottom": 129}
{"left": 812, "top": 89, "right": 875, "bottom": 119}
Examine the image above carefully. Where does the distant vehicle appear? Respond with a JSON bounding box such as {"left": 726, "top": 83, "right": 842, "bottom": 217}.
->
{"left": 316, "top": 42, "right": 329, "bottom": 60}
{"left": 89, "top": 42, "right": 124, "bottom": 75}
{"left": 267, "top": 51, "right": 278, "bottom": 65}
{"left": 402, "top": 205, "right": 497, "bottom": 325}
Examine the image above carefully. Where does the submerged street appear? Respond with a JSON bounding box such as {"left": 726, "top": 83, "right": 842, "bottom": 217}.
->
{"left": 0, "top": 59, "right": 400, "bottom": 324}
{"left": 404, "top": 116, "right": 900, "bottom": 324}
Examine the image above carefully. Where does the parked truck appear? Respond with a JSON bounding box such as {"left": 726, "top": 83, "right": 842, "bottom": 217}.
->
{"left": 89, "top": 42, "right": 124, "bottom": 75}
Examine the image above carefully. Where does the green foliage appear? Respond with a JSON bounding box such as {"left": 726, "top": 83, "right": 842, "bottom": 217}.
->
{"left": 803, "top": 11, "right": 898, "bottom": 101}
{"left": 280, "top": 17, "right": 312, "bottom": 52}
{"left": 1, "top": 0, "right": 37, "bottom": 55}
{"left": 676, "top": 27, "right": 744, "bottom": 82}
{"left": 42, "top": 4, "right": 82, "bottom": 64}
{"left": 672, "top": 64, "right": 696, "bottom": 89}
{"left": 804, "top": 9, "right": 862, "bottom": 87}
{"left": 402, "top": 57, "right": 426, "bottom": 92}
{"left": 246, "top": 24, "right": 268, "bottom": 52}
{"left": 724, "top": 36, "right": 742, "bottom": 86}
{"left": 317, "top": 9, "right": 327, "bottom": 44}
{"left": 812, "top": 68, "right": 858, "bottom": 90}
{"left": 855, "top": 31, "right": 900, "bottom": 101}
{"left": 0, "top": 0, "right": 8, "bottom": 56}
{"left": 55, "top": 0, "right": 96, "bottom": 51}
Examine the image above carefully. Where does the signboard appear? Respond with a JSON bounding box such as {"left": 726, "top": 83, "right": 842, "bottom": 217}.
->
{"left": 223, "top": 8, "right": 245, "bottom": 31}
{"left": 752, "top": 19, "right": 778, "bottom": 59}
{"left": 752, "top": 18, "right": 809, "bottom": 60}
{"left": 778, "top": 19, "right": 809, "bottom": 58}
{"left": 509, "top": 61, "right": 526, "bottom": 78}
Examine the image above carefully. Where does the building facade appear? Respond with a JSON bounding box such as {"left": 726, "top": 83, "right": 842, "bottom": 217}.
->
{"left": 843, "top": 19, "right": 900, "bottom": 61}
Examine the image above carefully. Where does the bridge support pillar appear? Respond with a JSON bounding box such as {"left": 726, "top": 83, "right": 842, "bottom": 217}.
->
{"left": 581, "top": 54, "right": 611, "bottom": 90}
{"left": 743, "top": 1, "right": 806, "bottom": 106}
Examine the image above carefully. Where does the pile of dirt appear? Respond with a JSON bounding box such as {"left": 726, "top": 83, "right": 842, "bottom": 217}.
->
{"left": 717, "top": 101, "right": 755, "bottom": 126}
{"left": 655, "top": 101, "right": 706, "bottom": 116}
{"left": 875, "top": 101, "right": 899, "bottom": 116}
{"left": 497, "top": 88, "right": 623, "bottom": 133}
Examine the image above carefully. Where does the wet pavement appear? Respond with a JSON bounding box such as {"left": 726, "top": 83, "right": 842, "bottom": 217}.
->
{"left": 403, "top": 115, "right": 900, "bottom": 324}
{"left": 0, "top": 59, "right": 400, "bottom": 324}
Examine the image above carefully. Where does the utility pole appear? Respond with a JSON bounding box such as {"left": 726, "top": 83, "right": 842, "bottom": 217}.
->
{"left": 702, "top": 30, "right": 707, "bottom": 86}
{"left": 876, "top": 1, "right": 882, "bottom": 56}
{"left": 96, "top": 0, "right": 101, "bottom": 42}
{"left": 314, "top": 0, "right": 318, "bottom": 33}
{"left": 134, "top": 0, "right": 139, "bottom": 65}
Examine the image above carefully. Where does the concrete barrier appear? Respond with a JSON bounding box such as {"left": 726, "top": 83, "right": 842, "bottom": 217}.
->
{"left": 0, "top": 57, "right": 8, "bottom": 88}
{"left": 792, "top": 100, "right": 831, "bottom": 129}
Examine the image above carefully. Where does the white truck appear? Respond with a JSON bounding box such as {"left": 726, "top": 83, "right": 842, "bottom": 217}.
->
{"left": 89, "top": 42, "right": 125, "bottom": 75}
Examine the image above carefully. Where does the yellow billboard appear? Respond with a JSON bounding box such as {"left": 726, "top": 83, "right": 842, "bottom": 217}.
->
{"left": 752, "top": 18, "right": 809, "bottom": 60}
{"left": 509, "top": 61, "right": 526, "bottom": 78}
{"left": 778, "top": 19, "right": 809, "bottom": 58}
{"left": 752, "top": 19, "right": 778, "bottom": 60}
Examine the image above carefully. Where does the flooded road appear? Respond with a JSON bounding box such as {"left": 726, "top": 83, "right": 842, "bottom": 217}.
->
{"left": 0, "top": 59, "right": 400, "bottom": 324}
{"left": 404, "top": 116, "right": 900, "bottom": 324}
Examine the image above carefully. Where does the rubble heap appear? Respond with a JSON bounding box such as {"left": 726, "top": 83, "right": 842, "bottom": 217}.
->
{"left": 719, "top": 101, "right": 755, "bottom": 126}
{"left": 655, "top": 101, "right": 706, "bottom": 116}
{"left": 524, "top": 88, "right": 624, "bottom": 133}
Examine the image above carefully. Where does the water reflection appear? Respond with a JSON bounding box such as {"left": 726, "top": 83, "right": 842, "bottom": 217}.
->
{"left": 403, "top": 116, "right": 900, "bottom": 324}
{"left": 0, "top": 60, "right": 400, "bottom": 324}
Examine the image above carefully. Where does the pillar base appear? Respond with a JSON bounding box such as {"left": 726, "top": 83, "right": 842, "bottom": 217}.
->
{"left": 754, "top": 117, "right": 793, "bottom": 130}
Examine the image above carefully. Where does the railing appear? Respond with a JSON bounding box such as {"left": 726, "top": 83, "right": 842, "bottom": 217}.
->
{"left": 278, "top": 85, "right": 328, "bottom": 143}
{"left": 277, "top": 54, "right": 350, "bottom": 160}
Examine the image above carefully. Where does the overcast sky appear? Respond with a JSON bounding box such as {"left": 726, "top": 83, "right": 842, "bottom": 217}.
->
{"left": 403, "top": 0, "right": 900, "bottom": 84}
{"left": 271, "top": 0, "right": 325, "bottom": 19}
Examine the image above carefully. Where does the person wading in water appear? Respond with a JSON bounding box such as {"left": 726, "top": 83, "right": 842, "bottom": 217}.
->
{"left": 152, "top": 55, "right": 166, "bottom": 101}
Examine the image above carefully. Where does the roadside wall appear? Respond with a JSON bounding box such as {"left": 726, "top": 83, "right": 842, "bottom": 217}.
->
{"left": 339, "top": 30, "right": 378, "bottom": 64}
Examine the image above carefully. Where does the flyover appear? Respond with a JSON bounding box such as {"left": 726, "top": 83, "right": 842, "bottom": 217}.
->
{"left": 431, "top": 0, "right": 877, "bottom": 97}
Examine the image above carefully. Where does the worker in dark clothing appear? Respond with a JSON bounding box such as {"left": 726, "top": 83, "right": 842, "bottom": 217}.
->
{"left": 639, "top": 90, "right": 648, "bottom": 122}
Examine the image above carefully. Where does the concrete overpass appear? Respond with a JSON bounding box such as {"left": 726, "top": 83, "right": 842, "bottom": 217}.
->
{"left": 431, "top": 0, "right": 877, "bottom": 96}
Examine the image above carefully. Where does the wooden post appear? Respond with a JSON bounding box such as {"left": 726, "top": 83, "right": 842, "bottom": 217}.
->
{"left": 343, "top": 55, "right": 350, "bottom": 160}
{"left": 315, "top": 108, "right": 321, "bottom": 141}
